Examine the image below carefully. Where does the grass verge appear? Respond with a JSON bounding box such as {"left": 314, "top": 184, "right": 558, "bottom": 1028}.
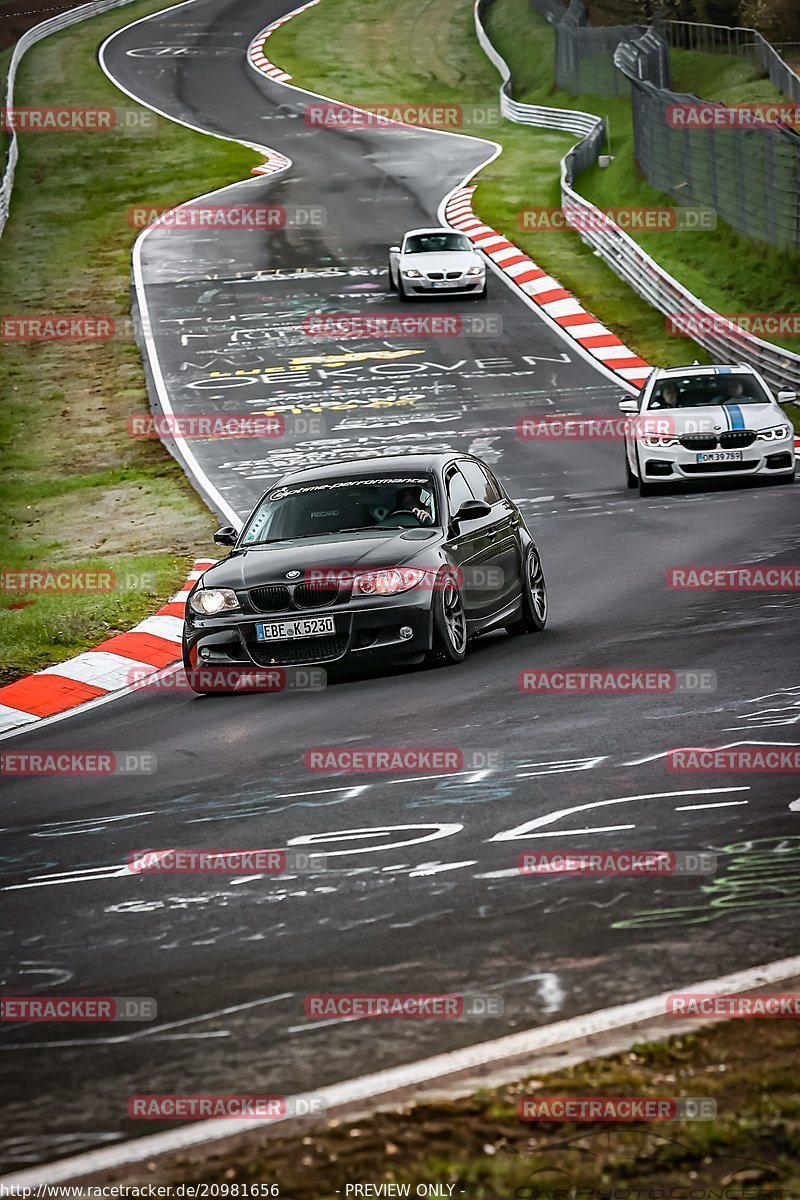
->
{"left": 0, "top": 0, "right": 259, "bottom": 682}
{"left": 137, "top": 1018, "right": 800, "bottom": 1195}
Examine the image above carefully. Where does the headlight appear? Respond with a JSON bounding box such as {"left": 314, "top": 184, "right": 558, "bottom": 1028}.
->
{"left": 466, "top": 265, "right": 484, "bottom": 276}
{"left": 189, "top": 587, "right": 240, "bottom": 616}
{"left": 403, "top": 268, "right": 422, "bottom": 279}
{"left": 641, "top": 435, "right": 681, "bottom": 448}
{"left": 352, "top": 568, "right": 426, "bottom": 596}
{"left": 757, "top": 424, "right": 792, "bottom": 441}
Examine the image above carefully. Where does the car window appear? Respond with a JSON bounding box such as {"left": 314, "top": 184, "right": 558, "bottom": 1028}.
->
{"left": 240, "top": 475, "right": 439, "bottom": 544}
{"left": 460, "top": 461, "right": 502, "bottom": 504}
{"left": 646, "top": 373, "right": 769, "bottom": 409}
{"left": 403, "top": 233, "right": 472, "bottom": 254}
{"left": 446, "top": 468, "right": 474, "bottom": 517}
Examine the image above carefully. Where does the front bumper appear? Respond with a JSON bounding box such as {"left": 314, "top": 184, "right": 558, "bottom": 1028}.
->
{"left": 401, "top": 274, "right": 484, "bottom": 296}
{"left": 635, "top": 437, "right": 794, "bottom": 483}
{"left": 183, "top": 592, "right": 434, "bottom": 671}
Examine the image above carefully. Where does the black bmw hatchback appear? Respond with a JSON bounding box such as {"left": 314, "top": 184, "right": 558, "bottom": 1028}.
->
{"left": 182, "top": 454, "right": 547, "bottom": 691}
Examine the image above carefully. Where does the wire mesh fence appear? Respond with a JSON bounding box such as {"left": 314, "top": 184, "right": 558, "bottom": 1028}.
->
{"left": 615, "top": 40, "right": 800, "bottom": 248}
{"left": 475, "top": 0, "right": 800, "bottom": 390}
{"left": 531, "top": 0, "right": 670, "bottom": 94}
{"left": 662, "top": 20, "right": 800, "bottom": 102}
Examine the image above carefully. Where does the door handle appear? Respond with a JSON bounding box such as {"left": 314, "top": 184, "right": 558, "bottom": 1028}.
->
{"left": 487, "top": 529, "right": 498, "bottom": 541}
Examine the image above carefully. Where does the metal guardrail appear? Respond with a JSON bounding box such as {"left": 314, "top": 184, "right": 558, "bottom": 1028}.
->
{"left": 1, "top": 0, "right": 139, "bottom": 238}
{"left": 475, "top": 0, "right": 599, "bottom": 135}
{"left": 474, "top": 0, "right": 800, "bottom": 392}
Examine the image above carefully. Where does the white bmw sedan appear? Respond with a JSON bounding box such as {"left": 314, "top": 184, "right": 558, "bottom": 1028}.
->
{"left": 619, "top": 365, "right": 797, "bottom": 496}
{"left": 388, "top": 228, "right": 487, "bottom": 300}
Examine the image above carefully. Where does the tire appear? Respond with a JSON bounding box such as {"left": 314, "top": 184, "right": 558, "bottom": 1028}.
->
{"left": 398, "top": 276, "right": 411, "bottom": 303}
{"left": 506, "top": 545, "right": 548, "bottom": 635}
{"left": 625, "top": 446, "right": 637, "bottom": 489}
{"left": 426, "top": 574, "right": 468, "bottom": 666}
{"left": 772, "top": 471, "right": 796, "bottom": 485}
{"left": 388, "top": 260, "right": 397, "bottom": 291}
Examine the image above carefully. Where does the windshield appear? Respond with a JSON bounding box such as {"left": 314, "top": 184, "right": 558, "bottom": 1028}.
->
{"left": 646, "top": 373, "right": 770, "bottom": 409}
{"left": 240, "top": 476, "right": 439, "bottom": 544}
{"left": 403, "top": 233, "right": 472, "bottom": 254}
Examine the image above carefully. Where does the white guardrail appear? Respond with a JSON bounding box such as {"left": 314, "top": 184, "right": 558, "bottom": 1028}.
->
{"left": 0, "top": 0, "right": 140, "bottom": 238}
{"left": 474, "top": 0, "right": 800, "bottom": 393}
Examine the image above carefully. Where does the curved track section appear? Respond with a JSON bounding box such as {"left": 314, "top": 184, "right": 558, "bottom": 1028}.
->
{"left": 2, "top": 0, "right": 799, "bottom": 1174}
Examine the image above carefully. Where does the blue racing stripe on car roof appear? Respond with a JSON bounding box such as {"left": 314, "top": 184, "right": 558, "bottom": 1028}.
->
{"left": 724, "top": 403, "right": 745, "bottom": 430}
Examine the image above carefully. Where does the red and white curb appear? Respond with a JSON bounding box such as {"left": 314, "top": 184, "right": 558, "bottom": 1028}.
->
{"left": 446, "top": 187, "right": 652, "bottom": 389}
{"left": 246, "top": 0, "right": 321, "bottom": 84}
{"left": 250, "top": 147, "right": 293, "bottom": 177}
{"left": 0, "top": 559, "right": 214, "bottom": 735}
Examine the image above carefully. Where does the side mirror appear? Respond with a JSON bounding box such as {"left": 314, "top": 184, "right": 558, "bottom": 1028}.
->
{"left": 777, "top": 390, "right": 798, "bottom": 404}
{"left": 389, "top": 245, "right": 401, "bottom": 254}
{"left": 453, "top": 498, "right": 492, "bottom": 525}
{"left": 618, "top": 398, "right": 639, "bottom": 413}
{"left": 213, "top": 526, "right": 237, "bottom": 546}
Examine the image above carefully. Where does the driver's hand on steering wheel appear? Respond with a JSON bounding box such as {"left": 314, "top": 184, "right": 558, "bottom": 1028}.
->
{"left": 413, "top": 507, "right": 433, "bottom": 525}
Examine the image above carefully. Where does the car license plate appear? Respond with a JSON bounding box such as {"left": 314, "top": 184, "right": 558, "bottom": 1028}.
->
{"left": 256, "top": 617, "right": 335, "bottom": 641}
{"left": 432, "top": 280, "right": 452, "bottom": 288}
{"left": 696, "top": 450, "right": 743, "bottom": 463}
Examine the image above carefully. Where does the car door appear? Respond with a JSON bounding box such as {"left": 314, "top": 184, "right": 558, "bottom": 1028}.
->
{"left": 460, "top": 459, "right": 523, "bottom": 613}
{"left": 442, "top": 462, "right": 500, "bottom": 622}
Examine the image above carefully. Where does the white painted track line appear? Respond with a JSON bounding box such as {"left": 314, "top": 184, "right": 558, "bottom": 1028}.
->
{"left": 3, "top": 955, "right": 799, "bottom": 1185}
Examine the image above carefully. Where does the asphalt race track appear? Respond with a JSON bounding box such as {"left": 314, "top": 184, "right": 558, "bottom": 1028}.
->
{"left": 2, "top": 0, "right": 800, "bottom": 1173}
